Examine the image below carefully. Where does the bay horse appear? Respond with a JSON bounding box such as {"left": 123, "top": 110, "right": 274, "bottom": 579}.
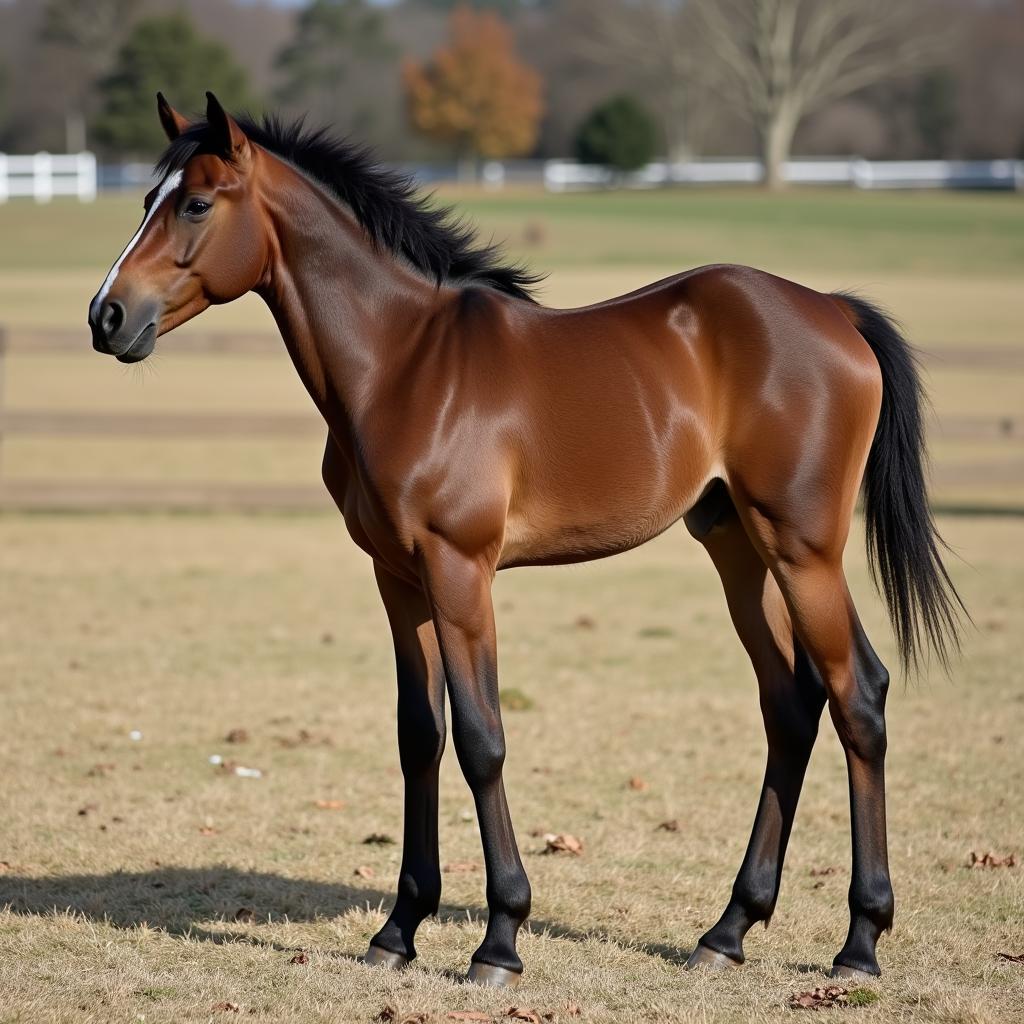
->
{"left": 88, "top": 93, "right": 964, "bottom": 988}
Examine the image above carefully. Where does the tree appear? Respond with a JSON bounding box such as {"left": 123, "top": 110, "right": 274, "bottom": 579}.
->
{"left": 93, "top": 13, "right": 253, "bottom": 156}
{"left": 40, "top": 0, "right": 139, "bottom": 73}
{"left": 694, "top": 0, "right": 944, "bottom": 188}
{"left": 39, "top": 0, "right": 141, "bottom": 150}
{"left": 275, "top": 0, "right": 395, "bottom": 135}
{"left": 567, "top": 0, "right": 699, "bottom": 162}
{"left": 914, "top": 69, "right": 957, "bottom": 158}
{"left": 575, "top": 94, "right": 659, "bottom": 171}
{"left": 403, "top": 6, "right": 544, "bottom": 176}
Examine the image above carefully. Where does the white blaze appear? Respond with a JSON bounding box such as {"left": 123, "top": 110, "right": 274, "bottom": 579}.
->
{"left": 90, "top": 169, "right": 183, "bottom": 321}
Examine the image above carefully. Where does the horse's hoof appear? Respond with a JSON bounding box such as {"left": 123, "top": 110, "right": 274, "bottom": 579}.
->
{"left": 466, "top": 961, "right": 522, "bottom": 988}
{"left": 830, "top": 963, "right": 877, "bottom": 982}
{"left": 363, "top": 944, "right": 409, "bottom": 970}
{"left": 685, "top": 945, "right": 742, "bottom": 971}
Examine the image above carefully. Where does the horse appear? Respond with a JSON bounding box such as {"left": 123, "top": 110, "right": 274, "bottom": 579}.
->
{"left": 87, "top": 92, "right": 964, "bottom": 988}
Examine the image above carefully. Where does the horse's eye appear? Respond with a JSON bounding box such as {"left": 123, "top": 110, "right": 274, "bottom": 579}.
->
{"left": 184, "top": 198, "right": 211, "bottom": 218}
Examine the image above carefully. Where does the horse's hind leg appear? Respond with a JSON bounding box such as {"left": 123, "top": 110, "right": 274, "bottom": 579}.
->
{"left": 733, "top": 488, "right": 894, "bottom": 978}
{"left": 683, "top": 482, "right": 826, "bottom": 970}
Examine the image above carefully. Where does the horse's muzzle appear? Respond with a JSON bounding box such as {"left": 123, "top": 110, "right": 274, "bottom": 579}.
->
{"left": 89, "top": 297, "right": 160, "bottom": 363}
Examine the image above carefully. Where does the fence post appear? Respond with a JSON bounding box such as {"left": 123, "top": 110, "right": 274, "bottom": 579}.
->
{"left": 77, "top": 152, "right": 97, "bottom": 202}
{"left": 33, "top": 152, "right": 53, "bottom": 203}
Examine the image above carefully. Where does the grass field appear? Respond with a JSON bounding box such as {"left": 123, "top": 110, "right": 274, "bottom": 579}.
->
{"left": 1, "top": 512, "right": 1022, "bottom": 1023}
{"left": 0, "top": 185, "right": 1022, "bottom": 1022}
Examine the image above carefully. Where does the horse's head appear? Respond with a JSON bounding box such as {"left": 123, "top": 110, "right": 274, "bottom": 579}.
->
{"left": 88, "top": 93, "right": 269, "bottom": 362}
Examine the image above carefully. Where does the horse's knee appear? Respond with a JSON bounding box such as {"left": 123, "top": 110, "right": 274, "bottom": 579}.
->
{"left": 452, "top": 708, "right": 506, "bottom": 789}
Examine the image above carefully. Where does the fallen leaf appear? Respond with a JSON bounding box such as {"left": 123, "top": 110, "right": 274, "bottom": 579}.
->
{"left": 788, "top": 986, "right": 849, "bottom": 1010}
{"left": 542, "top": 833, "right": 583, "bottom": 856}
{"left": 234, "top": 907, "right": 255, "bottom": 923}
{"left": 314, "top": 799, "right": 345, "bottom": 811}
{"left": 363, "top": 832, "right": 396, "bottom": 846}
{"left": 212, "top": 1001, "right": 240, "bottom": 1013}
{"left": 320, "top": 631, "right": 335, "bottom": 644}
{"left": 573, "top": 615, "right": 596, "bottom": 630}
{"left": 87, "top": 763, "right": 116, "bottom": 778}
{"left": 996, "top": 951, "right": 1024, "bottom": 964}
{"left": 656, "top": 819, "right": 680, "bottom": 832}
{"left": 77, "top": 802, "right": 99, "bottom": 817}
{"left": 443, "top": 861, "right": 481, "bottom": 874}
{"left": 627, "top": 776, "right": 648, "bottom": 791}
{"left": 809, "top": 866, "right": 839, "bottom": 877}
{"left": 199, "top": 825, "right": 217, "bottom": 837}
{"left": 503, "top": 1009, "right": 542, "bottom": 1024}
{"left": 564, "top": 1003, "right": 582, "bottom": 1018}
{"left": 289, "top": 952, "right": 309, "bottom": 965}
{"left": 354, "top": 864, "right": 375, "bottom": 879}
{"left": 225, "top": 728, "right": 249, "bottom": 744}
{"left": 447, "top": 1013, "right": 492, "bottom": 1022}
{"left": 968, "top": 850, "right": 1017, "bottom": 868}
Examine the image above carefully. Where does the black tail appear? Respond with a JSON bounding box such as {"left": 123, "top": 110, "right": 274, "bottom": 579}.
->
{"left": 834, "top": 291, "right": 967, "bottom": 674}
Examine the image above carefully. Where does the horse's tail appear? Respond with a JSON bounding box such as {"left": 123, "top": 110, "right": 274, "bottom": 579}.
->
{"left": 833, "top": 291, "right": 967, "bottom": 674}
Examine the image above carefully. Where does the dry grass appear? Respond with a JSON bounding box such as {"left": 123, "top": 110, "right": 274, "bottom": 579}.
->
{"left": 1, "top": 512, "right": 1022, "bottom": 1023}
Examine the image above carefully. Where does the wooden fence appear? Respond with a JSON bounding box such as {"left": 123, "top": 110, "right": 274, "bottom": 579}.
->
{"left": 0, "top": 152, "right": 97, "bottom": 203}
{"left": 0, "top": 326, "right": 1021, "bottom": 513}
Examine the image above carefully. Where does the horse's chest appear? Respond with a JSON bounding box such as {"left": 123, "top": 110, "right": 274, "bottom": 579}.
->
{"left": 327, "top": 460, "right": 418, "bottom": 578}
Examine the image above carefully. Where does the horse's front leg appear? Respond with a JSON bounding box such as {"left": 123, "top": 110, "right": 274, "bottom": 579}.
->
{"left": 419, "top": 538, "right": 531, "bottom": 987}
{"left": 365, "top": 564, "right": 447, "bottom": 968}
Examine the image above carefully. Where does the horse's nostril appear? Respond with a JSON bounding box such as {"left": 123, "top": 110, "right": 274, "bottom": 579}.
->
{"left": 101, "top": 300, "right": 126, "bottom": 339}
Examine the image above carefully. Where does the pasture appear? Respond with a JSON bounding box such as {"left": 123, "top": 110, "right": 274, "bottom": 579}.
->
{"left": 0, "top": 186, "right": 1022, "bottom": 1022}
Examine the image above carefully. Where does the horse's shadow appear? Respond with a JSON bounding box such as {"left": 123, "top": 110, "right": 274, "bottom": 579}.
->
{"left": 0, "top": 866, "right": 693, "bottom": 967}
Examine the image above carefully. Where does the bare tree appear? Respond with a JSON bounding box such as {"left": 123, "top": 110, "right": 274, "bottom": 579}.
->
{"left": 695, "top": 0, "right": 944, "bottom": 188}
{"left": 568, "top": 0, "right": 700, "bottom": 161}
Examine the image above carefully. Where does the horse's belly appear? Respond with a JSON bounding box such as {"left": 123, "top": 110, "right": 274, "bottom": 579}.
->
{"left": 499, "top": 443, "right": 715, "bottom": 568}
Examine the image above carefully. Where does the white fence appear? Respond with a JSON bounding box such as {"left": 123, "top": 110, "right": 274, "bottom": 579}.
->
{"left": 544, "top": 157, "right": 1024, "bottom": 192}
{"left": 0, "top": 153, "right": 97, "bottom": 202}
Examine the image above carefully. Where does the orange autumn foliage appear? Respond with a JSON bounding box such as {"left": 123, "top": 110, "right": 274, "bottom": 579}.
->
{"left": 403, "top": 6, "right": 543, "bottom": 160}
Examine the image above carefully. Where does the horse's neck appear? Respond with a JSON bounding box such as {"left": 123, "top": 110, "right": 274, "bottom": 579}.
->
{"left": 255, "top": 171, "right": 438, "bottom": 428}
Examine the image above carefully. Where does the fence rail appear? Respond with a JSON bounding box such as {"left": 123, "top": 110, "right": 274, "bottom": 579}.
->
{"left": 1, "top": 327, "right": 1021, "bottom": 513}
{"left": 0, "top": 152, "right": 97, "bottom": 203}
{"left": 544, "top": 157, "right": 1024, "bottom": 192}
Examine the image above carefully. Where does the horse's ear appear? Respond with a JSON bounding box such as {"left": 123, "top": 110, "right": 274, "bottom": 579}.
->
{"left": 156, "top": 92, "right": 189, "bottom": 141}
{"left": 205, "top": 91, "right": 251, "bottom": 166}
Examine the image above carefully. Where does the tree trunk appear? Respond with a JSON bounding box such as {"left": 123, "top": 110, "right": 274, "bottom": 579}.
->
{"left": 457, "top": 142, "right": 479, "bottom": 185}
{"left": 760, "top": 105, "right": 799, "bottom": 190}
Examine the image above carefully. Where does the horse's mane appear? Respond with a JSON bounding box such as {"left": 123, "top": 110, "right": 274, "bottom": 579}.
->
{"left": 155, "top": 114, "right": 542, "bottom": 302}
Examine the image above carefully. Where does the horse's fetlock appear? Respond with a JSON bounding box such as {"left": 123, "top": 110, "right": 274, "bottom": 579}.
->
{"left": 492, "top": 873, "right": 532, "bottom": 924}
{"left": 398, "top": 869, "right": 442, "bottom": 917}
{"left": 850, "top": 876, "right": 895, "bottom": 931}
{"left": 732, "top": 873, "right": 777, "bottom": 924}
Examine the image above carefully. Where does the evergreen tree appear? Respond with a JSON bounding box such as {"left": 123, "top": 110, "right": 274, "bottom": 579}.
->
{"left": 94, "top": 13, "right": 253, "bottom": 157}
{"left": 275, "top": 0, "right": 395, "bottom": 133}
{"left": 574, "top": 94, "right": 659, "bottom": 172}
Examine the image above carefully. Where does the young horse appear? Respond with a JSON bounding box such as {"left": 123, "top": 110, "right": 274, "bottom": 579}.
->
{"left": 89, "top": 94, "right": 964, "bottom": 987}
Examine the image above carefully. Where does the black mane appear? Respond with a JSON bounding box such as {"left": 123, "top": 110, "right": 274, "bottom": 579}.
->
{"left": 156, "top": 114, "right": 541, "bottom": 301}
